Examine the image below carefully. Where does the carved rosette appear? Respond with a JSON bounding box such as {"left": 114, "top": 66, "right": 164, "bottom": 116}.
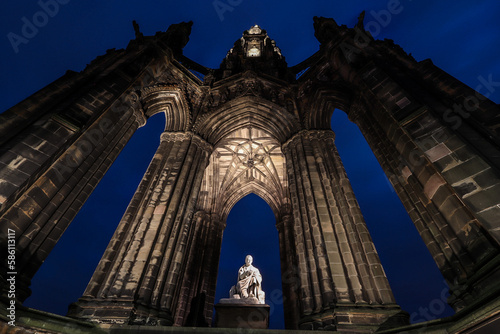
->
{"left": 197, "top": 126, "right": 287, "bottom": 222}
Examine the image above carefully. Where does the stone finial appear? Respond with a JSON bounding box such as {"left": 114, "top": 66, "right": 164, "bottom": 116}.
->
{"left": 132, "top": 20, "right": 144, "bottom": 40}
{"left": 356, "top": 11, "right": 366, "bottom": 30}
{"left": 313, "top": 16, "right": 339, "bottom": 45}
{"left": 247, "top": 25, "right": 262, "bottom": 35}
{"left": 161, "top": 21, "right": 193, "bottom": 55}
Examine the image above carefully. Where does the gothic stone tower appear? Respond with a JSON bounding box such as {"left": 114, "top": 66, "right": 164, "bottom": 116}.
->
{"left": 1, "top": 15, "right": 500, "bottom": 333}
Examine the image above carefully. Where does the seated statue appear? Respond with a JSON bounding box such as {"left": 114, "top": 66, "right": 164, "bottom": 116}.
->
{"left": 229, "top": 255, "right": 265, "bottom": 304}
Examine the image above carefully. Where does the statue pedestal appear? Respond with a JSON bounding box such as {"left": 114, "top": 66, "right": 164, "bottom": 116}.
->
{"left": 215, "top": 299, "right": 270, "bottom": 329}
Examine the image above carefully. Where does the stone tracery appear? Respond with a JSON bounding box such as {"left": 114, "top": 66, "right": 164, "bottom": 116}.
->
{"left": 0, "top": 17, "right": 499, "bottom": 333}
{"left": 197, "top": 126, "right": 287, "bottom": 221}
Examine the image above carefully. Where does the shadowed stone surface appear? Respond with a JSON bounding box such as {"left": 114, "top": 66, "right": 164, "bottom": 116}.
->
{"left": 215, "top": 303, "right": 270, "bottom": 329}
{"left": 1, "top": 13, "right": 500, "bottom": 333}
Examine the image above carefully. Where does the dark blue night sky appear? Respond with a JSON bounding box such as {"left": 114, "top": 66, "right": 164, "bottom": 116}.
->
{"left": 1, "top": 0, "right": 499, "bottom": 330}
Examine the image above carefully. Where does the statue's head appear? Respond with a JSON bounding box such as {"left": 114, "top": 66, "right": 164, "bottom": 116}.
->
{"left": 245, "top": 255, "right": 253, "bottom": 266}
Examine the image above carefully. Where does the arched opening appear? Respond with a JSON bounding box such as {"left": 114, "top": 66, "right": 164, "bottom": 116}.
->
{"left": 214, "top": 193, "right": 284, "bottom": 329}
{"left": 330, "top": 109, "right": 454, "bottom": 322}
{"left": 23, "top": 112, "right": 167, "bottom": 316}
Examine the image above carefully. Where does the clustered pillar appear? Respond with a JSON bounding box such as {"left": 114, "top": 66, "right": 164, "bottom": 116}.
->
{"left": 349, "top": 96, "right": 500, "bottom": 311}
{"left": 0, "top": 98, "right": 146, "bottom": 304}
{"left": 2, "top": 16, "right": 498, "bottom": 333}
{"left": 68, "top": 131, "right": 212, "bottom": 325}
{"left": 174, "top": 212, "right": 224, "bottom": 326}
{"left": 276, "top": 212, "right": 301, "bottom": 329}
{"left": 281, "top": 130, "right": 407, "bottom": 331}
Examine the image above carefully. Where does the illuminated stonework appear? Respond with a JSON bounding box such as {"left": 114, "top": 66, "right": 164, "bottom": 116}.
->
{"left": 247, "top": 46, "right": 260, "bottom": 57}
{"left": 219, "top": 24, "right": 288, "bottom": 79}
{"left": 1, "top": 15, "right": 500, "bottom": 334}
{"left": 198, "top": 127, "right": 286, "bottom": 220}
{"left": 248, "top": 24, "right": 262, "bottom": 34}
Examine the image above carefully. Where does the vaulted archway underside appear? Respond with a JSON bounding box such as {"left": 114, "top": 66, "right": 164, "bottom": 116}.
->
{"left": 196, "top": 126, "right": 288, "bottom": 222}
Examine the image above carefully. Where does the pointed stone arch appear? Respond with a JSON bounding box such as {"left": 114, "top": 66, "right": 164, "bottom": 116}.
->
{"left": 3, "top": 16, "right": 499, "bottom": 334}
{"left": 197, "top": 125, "right": 289, "bottom": 222}
{"left": 193, "top": 95, "right": 301, "bottom": 144}
{"left": 141, "top": 83, "right": 192, "bottom": 131}
{"left": 221, "top": 181, "right": 282, "bottom": 221}
{"left": 304, "top": 84, "right": 353, "bottom": 129}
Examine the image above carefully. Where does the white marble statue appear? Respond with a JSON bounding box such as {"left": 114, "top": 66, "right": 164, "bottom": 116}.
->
{"left": 229, "top": 255, "right": 265, "bottom": 304}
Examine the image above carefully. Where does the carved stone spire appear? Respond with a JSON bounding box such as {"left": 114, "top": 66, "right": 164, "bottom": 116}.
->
{"left": 215, "top": 25, "right": 292, "bottom": 81}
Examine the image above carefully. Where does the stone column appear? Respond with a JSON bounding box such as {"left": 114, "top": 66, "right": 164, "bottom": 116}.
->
{"left": 174, "top": 212, "right": 225, "bottom": 326}
{"left": 325, "top": 26, "right": 500, "bottom": 309}
{"left": 349, "top": 94, "right": 500, "bottom": 311}
{"left": 348, "top": 102, "right": 459, "bottom": 276}
{"left": 0, "top": 96, "right": 146, "bottom": 304}
{"left": 0, "top": 45, "right": 168, "bottom": 305}
{"left": 68, "top": 131, "right": 212, "bottom": 326}
{"left": 282, "top": 130, "right": 407, "bottom": 331}
{"left": 276, "top": 211, "right": 300, "bottom": 330}
{"left": 198, "top": 214, "right": 225, "bottom": 325}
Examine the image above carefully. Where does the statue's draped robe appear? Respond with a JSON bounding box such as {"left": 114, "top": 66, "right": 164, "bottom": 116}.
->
{"left": 236, "top": 264, "right": 262, "bottom": 300}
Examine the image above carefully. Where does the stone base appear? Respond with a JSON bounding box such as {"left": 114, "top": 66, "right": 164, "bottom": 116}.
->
{"left": 2, "top": 295, "right": 500, "bottom": 334}
{"left": 67, "top": 298, "right": 173, "bottom": 326}
{"left": 214, "top": 302, "right": 270, "bottom": 329}
{"left": 218, "top": 297, "right": 261, "bottom": 305}
{"left": 297, "top": 304, "right": 409, "bottom": 332}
